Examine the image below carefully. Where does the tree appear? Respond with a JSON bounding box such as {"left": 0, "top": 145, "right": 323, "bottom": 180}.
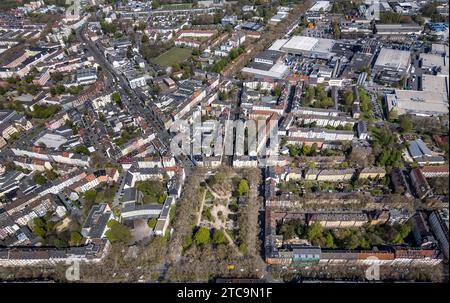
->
{"left": 237, "top": 179, "right": 249, "bottom": 196}
{"left": 105, "top": 221, "right": 131, "bottom": 244}
{"left": 332, "top": 20, "right": 341, "bottom": 39}
{"left": 44, "top": 169, "right": 58, "bottom": 181}
{"left": 193, "top": 227, "right": 210, "bottom": 246}
{"left": 325, "top": 231, "right": 335, "bottom": 248}
{"left": 111, "top": 92, "right": 123, "bottom": 108}
{"left": 71, "top": 145, "right": 90, "bottom": 155}
{"left": 399, "top": 115, "right": 413, "bottom": 133}
{"left": 388, "top": 109, "right": 397, "bottom": 122}
{"left": 306, "top": 221, "right": 322, "bottom": 241}
{"left": 239, "top": 243, "right": 248, "bottom": 253}
{"left": 209, "top": 172, "right": 226, "bottom": 186}
{"left": 136, "top": 181, "right": 166, "bottom": 204}
{"left": 343, "top": 90, "right": 353, "bottom": 105}
{"left": 99, "top": 112, "right": 107, "bottom": 123}
{"left": 141, "top": 34, "right": 149, "bottom": 43}
{"left": 340, "top": 161, "right": 349, "bottom": 169}
{"left": 212, "top": 230, "right": 228, "bottom": 245}
{"left": 33, "top": 226, "right": 46, "bottom": 238}
{"left": 84, "top": 189, "right": 97, "bottom": 203}
{"left": 70, "top": 231, "right": 83, "bottom": 245}
{"left": 308, "top": 162, "right": 316, "bottom": 169}
{"left": 32, "top": 174, "right": 47, "bottom": 185}
{"left": 148, "top": 218, "right": 157, "bottom": 229}
{"left": 24, "top": 75, "right": 33, "bottom": 83}
{"left": 273, "top": 85, "right": 283, "bottom": 97}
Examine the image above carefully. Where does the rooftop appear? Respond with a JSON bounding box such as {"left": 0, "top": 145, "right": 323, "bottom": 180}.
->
{"left": 374, "top": 48, "right": 410, "bottom": 70}
{"left": 386, "top": 89, "right": 448, "bottom": 116}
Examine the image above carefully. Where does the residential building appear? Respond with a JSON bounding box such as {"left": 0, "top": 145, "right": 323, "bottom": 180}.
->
{"left": 429, "top": 210, "right": 449, "bottom": 259}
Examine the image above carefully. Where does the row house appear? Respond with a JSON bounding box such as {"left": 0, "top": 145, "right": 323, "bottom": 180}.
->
{"left": 305, "top": 168, "right": 356, "bottom": 182}
{"left": 13, "top": 157, "right": 53, "bottom": 172}
{"left": 410, "top": 168, "right": 433, "bottom": 200}
{"left": 288, "top": 127, "right": 354, "bottom": 141}
{"left": 297, "top": 114, "right": 356, "bottom": 128}
{"left": 420, "top": 165, "right": 449, "bottom": 178}
{"left": 308, "top": 212, "right": 369, "bottom": 228}
{"left": 358, "top": 167, "right": 386, "bottom": 179}
{"left": 38, "top": 171, "right": 87, "bottom": 196}
{"left": 232, "top": 155, "right": 259, "bottom": 168}
{"left": 294, "top": 107, "right": 340, "bottom": 117}
{"left": 0, "top": 110, "right": 33, "bottom": 141}
{"left": 11, "top": 147, "right": 90, "bottom": 167}
{"left": 45, "top": 113, "right": 70, "bottom": 130}
{"left": 70, "top": 169, "right": 119, "bottom": 193}
{"left": 123, "top": 167, "right": 166, "bottom": 189}
{"left": 10, "top": 194, "right": 66, "bottom": 227}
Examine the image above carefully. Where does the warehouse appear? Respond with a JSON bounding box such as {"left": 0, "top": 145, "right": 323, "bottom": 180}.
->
{"left": 242, "top": 50, "right": 288, "bottom": 79}
{"left": 420, "top": 53, "right": 449, "bottom": 75}
{"left": 385, "top": 89, "right": 448, "bottom": 116}
{"left": 308, "top": 1, "right": 331, "bottom": 12}
{"left": 373, "top": 48, "right": 411, "bottom": 83}
{"left": 280, "top": 36, "right": 335, "bottom": 60}
{"left": 373, "top": 48, "right": 411, "bottom": 73}
{"left": 375, "top": 23, "right": 423, "bottom": 35}
{"left": 421, "top": 74, "right": 449, "bottom": 98}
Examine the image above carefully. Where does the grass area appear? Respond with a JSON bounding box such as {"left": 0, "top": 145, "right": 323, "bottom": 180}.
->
{"left": 136, "top": 181, "right": 167, "bottom": 204}
{"left": 150, "top": 47, "right": 192, "bottom": 67}
{"left": 27, "top": 104, "right": 61, "bottom": 120}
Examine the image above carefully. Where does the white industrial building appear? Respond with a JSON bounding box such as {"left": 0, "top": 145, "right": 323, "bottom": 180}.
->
{"left": 385, "top": 89, "right": 449, "bottom": 116}
{"left": 373, "top": 48, "right": 411, "bottom": 73}
{"left": 421, "top": 74, "right": 449, "bottom": 98}
{"left": 279, "top": 36, "right": 336, "bottom": 59}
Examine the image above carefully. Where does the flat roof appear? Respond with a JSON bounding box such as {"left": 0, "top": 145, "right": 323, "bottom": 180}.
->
{"left": 308, "top": 1, "right": 331, "bottom": 12}
{"left": 420, "top": 53, "right": 449, "bottom": 73}
{"left": 432, "top": 43, "right": 449, "bottom": 55}
{"left": 242, "top": 63, "right": 288, "bottom": 79}
{"left": 421, "top": 74, "right": 449, "bottom": 98}
{"left": 269, "top": 39, "right": 289, "bottom": 51}
{"left": 374, "top": 48, "right": 410, "bottom": 70}
{"left": 386, "top": 89, "right": 449, "bottom": 116}
{"left": 376, "top": 23, "right": 422, "bottom": 30}
{"left": 34, "top": 133, "right": 67, "bottom": 149}
{"left": 280, "top": 36, "right": 335, "bottom": 58}
{"left": 254, "top": 50, "right": 285, "bottom": 62}
{"left": 282, "top": 36, "right": 318, "bottom": 52}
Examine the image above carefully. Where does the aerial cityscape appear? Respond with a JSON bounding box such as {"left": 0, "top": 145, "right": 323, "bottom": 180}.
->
{"left": 0, "top": 0, "right": 448, "bottom": 285}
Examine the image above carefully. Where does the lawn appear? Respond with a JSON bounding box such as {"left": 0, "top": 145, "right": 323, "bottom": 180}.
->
{"left": 150, "top": 47, "right": 192, "bottom": 67}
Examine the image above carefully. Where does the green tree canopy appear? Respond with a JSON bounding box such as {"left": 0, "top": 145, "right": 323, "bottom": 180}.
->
{"left": 343, "top": 90, "right": 353, "bottom": 105}
{"left": 237, "top": 179, "right": 249, "bottom": 196}
{"left": 193, "top": 227, "right": 210, "bottom": 246}
{"left": 399, "top": 114, "right": 413, "bottom": 133}
{"left": 105, "top": 221, "right": 131, "bottom": 244}
{"left": 148, "top": 218, "right": 157, "bottom": 229}
{"left": 306, "top": 221, "right": 323, "bottom": 241}
{"left": 212, "top": 229, "right": 228, "bottom": 245}
{"left": 70, "top": 231, "right": 83, "bottom": 245}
